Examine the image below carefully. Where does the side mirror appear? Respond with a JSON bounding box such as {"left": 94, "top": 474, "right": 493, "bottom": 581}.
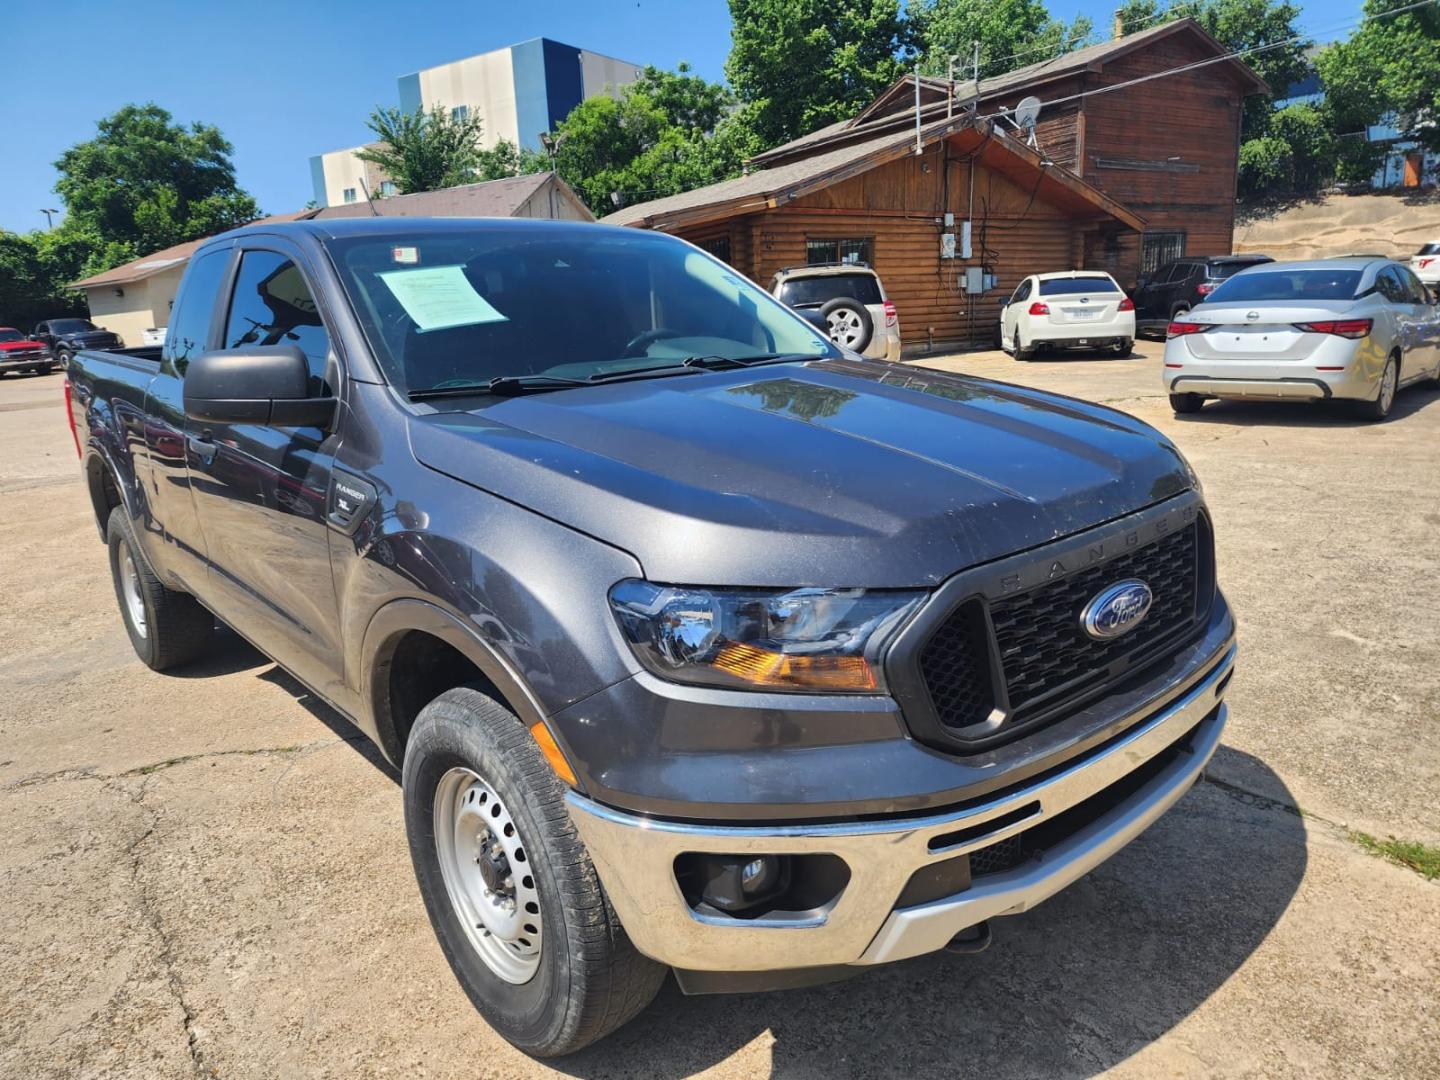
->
{"left": 183, "top": 345, "right": 335, "bottom": 427}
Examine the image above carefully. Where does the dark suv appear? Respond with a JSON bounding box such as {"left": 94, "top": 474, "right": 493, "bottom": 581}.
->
{"left": 1133, "top": 255, "right": 1273, "bottom": 337}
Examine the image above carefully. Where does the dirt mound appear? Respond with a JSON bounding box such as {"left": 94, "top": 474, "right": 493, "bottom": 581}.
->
{"left": 1234, "top": 193, "right": 1440, "bottom": 262}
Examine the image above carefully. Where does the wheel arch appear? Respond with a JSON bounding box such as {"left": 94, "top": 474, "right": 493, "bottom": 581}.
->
{"left": 83, "top": 446, "right": 136, "bottom": 543}
{"left": 361, "top": 598, "right": 548, "bottom": 767}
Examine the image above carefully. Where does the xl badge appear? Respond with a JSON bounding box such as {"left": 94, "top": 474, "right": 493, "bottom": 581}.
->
{"left": 1081, "top": 580, "right": 1153, "bottom": 640}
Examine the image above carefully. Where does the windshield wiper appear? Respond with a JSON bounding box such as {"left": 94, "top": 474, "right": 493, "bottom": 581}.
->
{"left": 409, "top": 375, "right": 590, "bottom": 401}
{"left": 408, "top": 364, "right": 709, "bottom": 401}
{"left": 680, "top": 352, "right": 817, "bottom": 370}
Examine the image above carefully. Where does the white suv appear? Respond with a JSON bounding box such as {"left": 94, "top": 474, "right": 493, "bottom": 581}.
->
{"left": 1000, "top": 270, "right": 1135, "bottom": 360}
{"left": 769, "top": 264, "right": 901, "bottom": 361}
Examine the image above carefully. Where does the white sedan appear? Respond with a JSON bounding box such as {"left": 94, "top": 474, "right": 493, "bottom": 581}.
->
{"left": 1163, "top": 258, "right": 1440, "bottom": 421}
{"left": 999, "top": 271, "right": 1135, "bottom": 360}
{"left": 1412, "top": 241, "right": 1440, "bottom": 286}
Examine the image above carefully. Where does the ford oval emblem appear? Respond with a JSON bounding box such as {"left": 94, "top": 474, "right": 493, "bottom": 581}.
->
{"left": 1081, "top": 580, "right": 1153, "bottom": 640}
{"left": 1246, "top": 310, "right": 1260, "bottom": 321}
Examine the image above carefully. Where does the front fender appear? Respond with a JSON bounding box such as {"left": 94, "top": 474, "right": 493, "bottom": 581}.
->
{"left": 359, "top": 597, "right": 551, "bottom": 764}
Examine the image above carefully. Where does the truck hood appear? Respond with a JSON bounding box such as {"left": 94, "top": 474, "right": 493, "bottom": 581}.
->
{"left": 408, "top": 359, "right": 1193, "bottom": 587}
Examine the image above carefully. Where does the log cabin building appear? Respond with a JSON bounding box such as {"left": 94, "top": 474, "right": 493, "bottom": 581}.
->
{"left": 604, "top": 18, "right": 1266, "bottom": 351}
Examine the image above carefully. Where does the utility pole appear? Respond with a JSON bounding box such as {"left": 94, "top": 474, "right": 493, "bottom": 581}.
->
{"left": 971, "top": 40, "right": 980, "bottom": 119}
{"left": 39, "top": 208, "right": 58, "bottom": 230}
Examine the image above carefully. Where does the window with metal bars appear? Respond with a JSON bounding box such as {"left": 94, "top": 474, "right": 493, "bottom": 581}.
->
{"left": 1141, "top": 232, "right": 1186, "bottom": 275}
{"left": 806, "top": 237, "right": 873, "bottom": 267}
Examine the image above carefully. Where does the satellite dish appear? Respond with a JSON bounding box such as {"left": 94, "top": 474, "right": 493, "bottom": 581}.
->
{"left": 1014, "top": 96, "right": 1043, "bottom": 130}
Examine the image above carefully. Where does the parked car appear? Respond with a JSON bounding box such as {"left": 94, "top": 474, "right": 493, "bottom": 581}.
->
{"left": 0, "top": 328, "right": 56, "bottom": 376}
{"left": 1411, "top": 241, "right": 1440, "bottom": 286}
{"left": 1164, "top": 257, "right": 1440, "bottom": 420}
{"left": 999, "top": 270, "right": 1135, "bottom": 359}
{"left": 33, "top": 318, "right": 122, "bottom": 367}
{"left": 769, "top": 262, "right": 901, "bottom": 361}
{"left": 1133, "top": 254, "right": 1274, "bottom": 338}
{"left": 68, "top": 217, "right": 1234, "bottom": 1057}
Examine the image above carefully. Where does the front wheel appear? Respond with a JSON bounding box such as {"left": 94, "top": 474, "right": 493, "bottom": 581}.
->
{"left": 57, "top": 348, "right": 73, "bottom": 370}
{"left": 403, "top": 689, "right": 665, "bottom": 1057}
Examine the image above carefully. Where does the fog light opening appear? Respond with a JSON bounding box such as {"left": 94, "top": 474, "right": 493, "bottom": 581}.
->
{"left": 674, "top": 852, "right": 850, "bottom": 922}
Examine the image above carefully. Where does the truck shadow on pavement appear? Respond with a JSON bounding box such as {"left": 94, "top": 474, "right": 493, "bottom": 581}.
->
{"left": 208, "top": 631, "right": 1306, "bottom": 1078}
{"left": 555, "top": 747, "right": 1306, "bottom": 1080}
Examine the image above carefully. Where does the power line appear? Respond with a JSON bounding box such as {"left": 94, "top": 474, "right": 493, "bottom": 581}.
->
{"left": 976, "top": 0, "right": 1438, "bottom": 126}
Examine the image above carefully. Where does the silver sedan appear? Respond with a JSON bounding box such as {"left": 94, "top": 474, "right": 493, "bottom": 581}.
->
{"left": 1163, "top": 258, "right": 1440, "bottom": 421}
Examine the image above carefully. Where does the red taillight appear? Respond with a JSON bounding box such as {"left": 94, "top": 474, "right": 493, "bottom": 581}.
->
{"left": 1118, "top": 297, "right": 1135, "bottom": 311}
{"left": 1167, "top": 321, "right": 1210, "bottom": 338}
{"left": 1294, "top": 319, "right": 1372, "bottom": 339}
{"left": 62, "top": 378, "right": 82, "bottom": 458}
{"left": 1196, "top": 283, "right": 1217, "bottom": 296}
{"left": 1420, "top": 258, "right": 1435, "bottom": 269}
{"left": 1028, "top": 301, "right": 1050, "bottom": 316}
{"left": 882, "top": 300, "right": 897, "bottom": 328}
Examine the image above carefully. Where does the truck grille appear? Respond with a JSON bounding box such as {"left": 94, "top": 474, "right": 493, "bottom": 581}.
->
{"left": 916, "top": 520, "right": 1204, "bottom": 743}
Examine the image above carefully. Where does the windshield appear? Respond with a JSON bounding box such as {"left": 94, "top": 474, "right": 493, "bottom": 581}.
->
{"left": 0, "top": 330, "right": 23, "bottom": 343}
{"left": 1038, "top": 277, "right": 1119, "bottom": 296}
{"left": 51, "top": 319, "right": 97, "bottom": 333}
{"left": 1207, "top": 269, "right": 1363, "bottom": 302}
{"left": 329, "top": 225, "right": 837, "bottom": 395}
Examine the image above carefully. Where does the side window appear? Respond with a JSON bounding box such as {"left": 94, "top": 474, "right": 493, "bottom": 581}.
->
{"left": 1011, "top": 280, "right": 1032, "bottom": 304}
{"left": 162, "top": 248, "right": 231, "bottom": 377}
{"left": 1398, "top": 267, "right": 1426, "bottom": 304}
{"left": 1375, "top": 268, "right": 1405, "bottom": 304}
{"left": 223, "top": 250, "right": 332, "bottom": 395}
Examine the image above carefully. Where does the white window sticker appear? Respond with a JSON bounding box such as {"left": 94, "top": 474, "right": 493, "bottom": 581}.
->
{"left": 377, "top": 265, "right": 507, "bottom": 332}
{"left": 391, "top": 246, "right": 419, "bottom": 264}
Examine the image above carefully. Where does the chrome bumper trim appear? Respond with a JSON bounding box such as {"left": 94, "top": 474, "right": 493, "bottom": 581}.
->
{"left": 566, "top": 641, "right": 1235, "bottom": 973}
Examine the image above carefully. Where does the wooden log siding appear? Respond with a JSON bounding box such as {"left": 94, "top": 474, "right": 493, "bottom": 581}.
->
{"left": 678, "top": 143, "right": 1127, "bottom": 349}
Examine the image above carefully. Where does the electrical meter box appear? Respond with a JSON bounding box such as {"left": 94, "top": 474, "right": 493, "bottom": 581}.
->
{"left": 940, "top": 233, "right": 956, "bottom": 259}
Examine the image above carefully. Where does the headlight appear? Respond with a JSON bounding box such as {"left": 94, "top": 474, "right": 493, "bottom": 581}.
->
{"left": 608, "top": 580, "right": 923, "bottom": 693}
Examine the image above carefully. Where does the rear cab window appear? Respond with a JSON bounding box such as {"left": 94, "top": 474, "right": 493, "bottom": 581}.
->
{"left": 1038, "top": 277, "right": 1120, "bottom": 296}
{"left": 779, "top": 273, "right": 883, "bottom": 308}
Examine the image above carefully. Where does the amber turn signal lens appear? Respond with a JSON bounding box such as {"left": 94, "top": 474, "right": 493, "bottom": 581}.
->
{"left": 529, "top": 721, "right": 578, "bottom": 786}
{"left": 711, "top": 641, "right": 878, "bottom": 691}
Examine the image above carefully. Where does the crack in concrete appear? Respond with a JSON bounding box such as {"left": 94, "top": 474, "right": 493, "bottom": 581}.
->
{"left": 113, "top": 776, "right": 207, "bottom": 1079}
{"left": 2, "top": 739, "right": 342, "bottom": 792}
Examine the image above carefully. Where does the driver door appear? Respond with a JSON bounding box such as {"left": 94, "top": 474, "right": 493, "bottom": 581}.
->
{"left": 184, "top": 240, "right": 346, "bottom": 696}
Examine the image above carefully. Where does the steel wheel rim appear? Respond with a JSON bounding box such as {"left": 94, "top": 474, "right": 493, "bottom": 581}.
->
{"left": 827, "top": 310, "right": 863, "bottom": 347}
{"left": 119, "top": 549, "right": 147, "bottom": 639}
{"left": 433, "top": 767, "right": 542, "bottom": 984}
{"left": 1380, "top": 362, "right": 1397, "bottom": 412}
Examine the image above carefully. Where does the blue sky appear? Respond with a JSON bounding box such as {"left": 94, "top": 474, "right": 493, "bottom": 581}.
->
{"left": 1, "top": 0, "right": 1364, "bottom": 235}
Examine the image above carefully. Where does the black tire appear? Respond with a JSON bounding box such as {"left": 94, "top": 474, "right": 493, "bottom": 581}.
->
{"left": 1356, "top": 354, "right": 1400, "bottom": 421}
{"left": 57, "top": 348, "right": 73, "bottom": 369}
{"left": 818, "top": 297, "right": 874, "bottom": 353}
{"left": 1170, "top": 392, "right": 1205, "bottom": 414}
{"left": 106, "top": 506, "right": 214, "bottom": 671}
{"left": 1112, "top": 338, "right": 1134, "bottom": 358}
{"left": 992, "top": 321, "right": 1005, "bottom": 350}
{"left": 403, "top": 688, "right": 665, "bottom": 1058}
{"left": 1171, "top": 304, "right": 1191, "bottom": 321}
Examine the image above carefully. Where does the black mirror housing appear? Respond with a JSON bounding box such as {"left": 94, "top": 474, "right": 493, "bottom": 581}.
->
{"left": 795, "top": 308, "right": 829, "bottom": 333}
{"left": 183, "top": 345, "right": 335, "bottom": 427}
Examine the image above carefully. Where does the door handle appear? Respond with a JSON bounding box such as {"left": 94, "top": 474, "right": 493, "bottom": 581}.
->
{"left": 186, "top": 433, "right": 217, "bottom": 465}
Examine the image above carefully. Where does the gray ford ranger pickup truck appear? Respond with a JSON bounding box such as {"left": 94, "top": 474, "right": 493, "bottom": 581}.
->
{"left": 66, "top": 218, "right": 1235, "bottom": 1057}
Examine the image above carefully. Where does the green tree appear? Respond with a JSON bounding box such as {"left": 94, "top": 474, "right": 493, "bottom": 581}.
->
{"left": 55, "top": 103, "right": 259, "bottom": 272}
{"left": 725, "top": 0, "right": 909, "bottom": 147}
{"left": 908, "top": 0, "right": 1093, "bottom": 78}
{"left": 550, "top": 65, "right": 754, "bottom": 213}
{"left": 1237, "top": 103, "right": 1339, "bottom": 200}
{"left": 1317, "top": 0, "right": 1440, "bottom": 157}
{"left": 356, "top": 103, "right": 487, "bottom": 194}
{"left": 0, "top": 229, "right": 91, "bottom": 329}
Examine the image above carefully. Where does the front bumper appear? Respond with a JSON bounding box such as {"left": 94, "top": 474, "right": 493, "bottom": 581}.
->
{"left": 0, "top": 352, "right": 53, "bottom": 371}
{"left": 567, "top": 637, "right": 1234, "bottom": 974}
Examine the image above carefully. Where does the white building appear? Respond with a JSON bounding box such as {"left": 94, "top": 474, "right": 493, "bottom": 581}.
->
{"left": 310, "top": 38, "right": 641, "bottom": 208}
